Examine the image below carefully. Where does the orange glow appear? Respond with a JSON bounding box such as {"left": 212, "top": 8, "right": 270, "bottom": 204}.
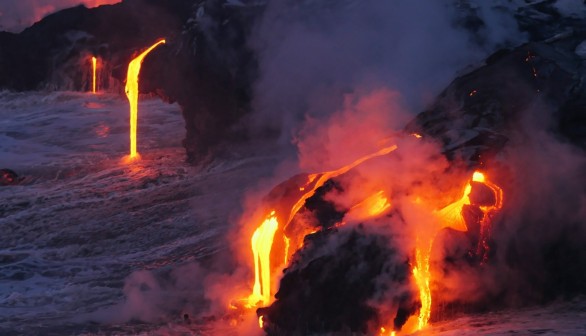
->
{"left": 379, "top": 327, "right": 396, "bottom": 336}
{"left": 247, "top": 211, "right": 279, "bottom": 307}
{"left": 283, "top": 144, "right": 398, "bottom": 260}
{"left": 259, "top": 316, "right": 265, "bottom": 328}
{"left": 91, "top": 56, "right": 97, "bottom": 94}
{"left": 286, "top": 145, "right": 397, "bottom": 229}
{"left": 412, "top": 133, "right": 422, "bottom": 139}
{"left": 435, "top": 183, "right": 472, "bottom": 233}
{"left": 346, "top": 190, "right": 391, "bottom": 222}
{"left": 125, "top": 39, "right": 166, "bottom": 160}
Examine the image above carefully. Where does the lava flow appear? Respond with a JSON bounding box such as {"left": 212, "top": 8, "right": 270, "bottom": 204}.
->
{"left": 242, "top": 144, "right": 398, "bottom": 310}
{"left": 91, "top": 56, "right": 97, "bottom": 94}
{"left": 240, "top": 136, "right": 502, "bottom": 335}
{"left": 124, "top": 39, "right": 166, "bottom": 161}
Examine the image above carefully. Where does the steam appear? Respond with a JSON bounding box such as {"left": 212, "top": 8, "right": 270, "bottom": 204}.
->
{"left": 485, "top": 102, "right": 586, "bottom": 302}
{"left": 250, "top": 0, "right": 526, "bottom": 141}
{"left": 89, "top": 263, "right": 207, "bottom": 324}
{"left": 0, "top": 0, "right": 120, "bottom": 33}
{"left": 88, "top": 0, "right": 586, "bottom": 331}
{"left": 250, "top": 0, "right": 586, "bottom": 326}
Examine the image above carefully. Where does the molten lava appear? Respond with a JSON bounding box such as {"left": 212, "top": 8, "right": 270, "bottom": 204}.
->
{"left": 408, "top": 171, "right": 503, "bottom": 331}
{"left": 124, "top": 39, "right": 165, "bottom": 160}
{"left": 244, "top": 144, "right": 398, "bottom": 309}
{"left": 248, "top": 211, "right": 279, "bottom": 307}
{"left": 412, "top": 240, "right": 433, "bottom": 331}
{"left": 242, "top": 140, "right": 503, "bottom": 334}
{"left": 284, "top": 144, "right": 398, "bottom": 243}
{"left": 91, "top": 56, "right": 97, "bottom": 94}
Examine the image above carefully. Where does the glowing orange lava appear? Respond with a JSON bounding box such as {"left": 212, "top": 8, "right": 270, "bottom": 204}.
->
{"left": 243, "top": 143, "right": 503, "bottom": 335}
{"left": 345, "top": 190, "right": 391, "bottom": 222}
{"left": 125, "top": 39, "right": 166, "bottom": 160}
{"left": 91, "top": 56, "right": 97, "bottom": 94}
{"left": 282, "top": 145, "right": 398, "bottom": 270}
{"left": 247, "top": 211, "right": 279, "bottom": 307}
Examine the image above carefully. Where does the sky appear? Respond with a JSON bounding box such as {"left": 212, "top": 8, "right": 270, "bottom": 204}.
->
{"left": 0, "top": 0, "right": 121, "bottom": 32}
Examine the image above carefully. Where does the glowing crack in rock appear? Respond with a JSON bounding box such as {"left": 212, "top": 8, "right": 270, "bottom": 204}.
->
{"left": 124, "top": 39, "right": 166, "bottom": 161}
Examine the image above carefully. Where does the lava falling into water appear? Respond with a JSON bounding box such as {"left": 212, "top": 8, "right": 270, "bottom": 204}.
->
{"left": 91, "top": 56, "right": 97, "bottom": 94}
{"left": 412, "top": 239, "right": 433, "bottom": 331}
{"left": 124, "top": 39, "right": 166, "bottom": 161}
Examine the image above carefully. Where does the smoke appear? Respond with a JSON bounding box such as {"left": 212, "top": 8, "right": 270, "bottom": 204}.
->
{"left": 295, "top": 88, "right": 410, "bottom": 172}
{"left": 488, "top": 101, "right": 586, "bottom": 302}
{"left": 427, "top": 99, "right": 586, "bottom": 311}
{"left": 249, "top": 0, "right": 526, "bottom": 141}
{"left": 0, "top": 0, "right": 120, "bottom": 32}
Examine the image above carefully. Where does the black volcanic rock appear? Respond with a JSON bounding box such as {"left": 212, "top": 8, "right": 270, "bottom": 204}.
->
{"left": 406, "top": 36, "right": 586, "bottom": 164}
{"left": 258, "top": 227, "right": 418, "bottom": 335}
{"left": 0, "top": 1, "right": 190, "bottom": 91}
